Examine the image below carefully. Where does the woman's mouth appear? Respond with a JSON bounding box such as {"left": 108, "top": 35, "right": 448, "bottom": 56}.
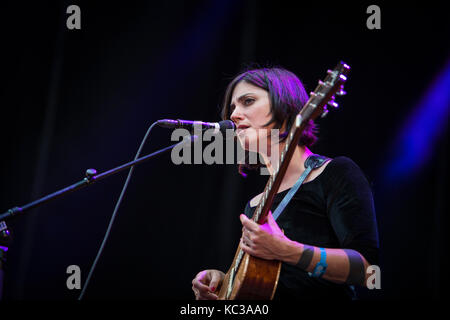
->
{"left": 236, "top": 125, "right": 250, "bottom": 134}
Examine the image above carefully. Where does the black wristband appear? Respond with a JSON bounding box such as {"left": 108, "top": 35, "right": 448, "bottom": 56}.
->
{"left": 296, "top": 244, "right": 314, "bottom": 270}
{"left": 344, "top": 249, "right": 366, "bottom": 285}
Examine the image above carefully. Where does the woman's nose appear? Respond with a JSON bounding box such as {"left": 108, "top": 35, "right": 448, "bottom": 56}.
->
{"left": 230, "top": 107, "right": 244, "bottom": 123}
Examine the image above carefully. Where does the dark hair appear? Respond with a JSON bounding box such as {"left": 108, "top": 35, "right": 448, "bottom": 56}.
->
{"left": 221, "top": 66, "right": 318, "bottom": 175}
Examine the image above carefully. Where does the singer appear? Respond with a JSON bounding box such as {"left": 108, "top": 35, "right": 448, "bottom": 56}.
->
{"left": 191, "top": 66, "right": 380, "bottom": 300}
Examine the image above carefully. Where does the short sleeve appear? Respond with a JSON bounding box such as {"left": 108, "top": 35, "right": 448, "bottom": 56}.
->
{"left": 324, "top": 157, "right": 380, "bottom": 265}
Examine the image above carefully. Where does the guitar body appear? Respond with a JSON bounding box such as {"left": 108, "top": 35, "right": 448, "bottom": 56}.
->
{"left": 218, "top": 249, "right": 282, "bottom": 300}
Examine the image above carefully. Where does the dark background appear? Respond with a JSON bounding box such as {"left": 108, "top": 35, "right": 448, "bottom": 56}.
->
{"left": 0, "top": 1, "right": 448, "bottom": 302}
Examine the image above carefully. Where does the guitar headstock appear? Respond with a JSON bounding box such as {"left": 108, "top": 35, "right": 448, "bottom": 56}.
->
{"left": 304, "top": 61, "right": 350, "bottom": 120}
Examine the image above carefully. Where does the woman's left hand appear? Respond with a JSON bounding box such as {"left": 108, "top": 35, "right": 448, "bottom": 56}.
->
{"left": 239, "top": 211, "right": 291, "bottom": 261}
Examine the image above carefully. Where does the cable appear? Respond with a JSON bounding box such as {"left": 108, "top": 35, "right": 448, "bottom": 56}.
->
{"left": 78, "top": 121, "right": 158, "bottom": 300}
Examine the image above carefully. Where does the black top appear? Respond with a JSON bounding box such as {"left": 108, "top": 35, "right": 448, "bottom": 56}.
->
{"left": 244, "top": 156, "right": 379, "bottom": 300}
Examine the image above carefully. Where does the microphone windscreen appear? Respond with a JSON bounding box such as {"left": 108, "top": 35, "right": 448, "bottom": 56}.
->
{"left": 218, "top": 120, "right": 236, "bottom": 132}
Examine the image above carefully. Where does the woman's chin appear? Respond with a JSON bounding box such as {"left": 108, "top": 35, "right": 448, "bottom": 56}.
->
{"left": 238, "top": 140, "right": 259, "bottom": 153}
{"left": 238, "top": 132, "right": 270, "bottom": 152}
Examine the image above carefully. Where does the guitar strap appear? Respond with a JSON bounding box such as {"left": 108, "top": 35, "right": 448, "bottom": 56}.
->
{"left": 272, "top": 154, "right": 330, "bottom": 222}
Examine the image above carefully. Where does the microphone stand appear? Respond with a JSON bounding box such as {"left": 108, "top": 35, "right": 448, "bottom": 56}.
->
{"left": 0, "top": 134, "right": 198, "bottom": 300}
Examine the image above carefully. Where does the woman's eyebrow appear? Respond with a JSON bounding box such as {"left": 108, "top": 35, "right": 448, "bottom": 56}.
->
{"left": 231, "top": 93, "right": 255, "bottom": 106}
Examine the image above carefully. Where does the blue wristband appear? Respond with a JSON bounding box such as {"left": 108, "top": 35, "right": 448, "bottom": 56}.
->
{"left": 309, "top": 247, "right": 327, "bottom": 278}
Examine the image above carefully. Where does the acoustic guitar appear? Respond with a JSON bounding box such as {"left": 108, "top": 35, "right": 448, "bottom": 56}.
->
{"left": 217, "top": 61, "right": 351, "bottom": 300}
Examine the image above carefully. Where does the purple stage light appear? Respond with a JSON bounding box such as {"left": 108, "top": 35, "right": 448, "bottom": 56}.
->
{"left": 383, "top": 58, "right": 450, "bottom": 183}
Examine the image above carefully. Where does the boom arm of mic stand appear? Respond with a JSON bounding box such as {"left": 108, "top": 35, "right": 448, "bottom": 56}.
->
{"left": 0, "top": 134, "right": 197, "bottom": 223}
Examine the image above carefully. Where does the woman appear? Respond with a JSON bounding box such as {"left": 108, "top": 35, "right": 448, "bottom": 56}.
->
{"left": 191, "top": 67, "right": 379, "bottom": 300}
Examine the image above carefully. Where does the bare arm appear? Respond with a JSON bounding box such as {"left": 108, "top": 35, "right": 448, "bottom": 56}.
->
{"left": 240, "top": 213, "right": 372, "bottom": 287}
{"left": 278, "top": 241, "right": 370, "bottom": 286}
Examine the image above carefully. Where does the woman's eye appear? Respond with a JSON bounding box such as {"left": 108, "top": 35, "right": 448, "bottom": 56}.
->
{"left": 244, "top": 98, "right": 254, "bottom": 105}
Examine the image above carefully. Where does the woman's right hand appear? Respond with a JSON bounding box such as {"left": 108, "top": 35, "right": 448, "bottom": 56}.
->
{"left": 191, "top": 269, "right": 225, "bottom": 300}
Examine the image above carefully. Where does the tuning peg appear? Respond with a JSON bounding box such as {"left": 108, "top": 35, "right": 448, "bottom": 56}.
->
{"left": 321, "top": 108, "right": 329, "bottom": 118}
{"left": 336, "top": 86, "right": 347, "bottom": 96}
{"left": 328, "top": 100, "right": 338, "bottom": 108}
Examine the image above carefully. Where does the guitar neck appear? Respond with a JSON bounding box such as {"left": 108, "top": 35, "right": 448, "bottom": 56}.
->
{"left": 251, "top": 111, "right": 307, "bottom": 225}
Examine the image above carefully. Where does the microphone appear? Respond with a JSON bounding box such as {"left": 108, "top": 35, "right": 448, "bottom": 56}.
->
{"left": 157, "top": 119, "right": 236, "bottom": 133}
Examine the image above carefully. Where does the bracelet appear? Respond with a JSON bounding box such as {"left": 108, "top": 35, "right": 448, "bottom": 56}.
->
{"left": 308, "top": 247, "right": 328, "bottom": 278}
